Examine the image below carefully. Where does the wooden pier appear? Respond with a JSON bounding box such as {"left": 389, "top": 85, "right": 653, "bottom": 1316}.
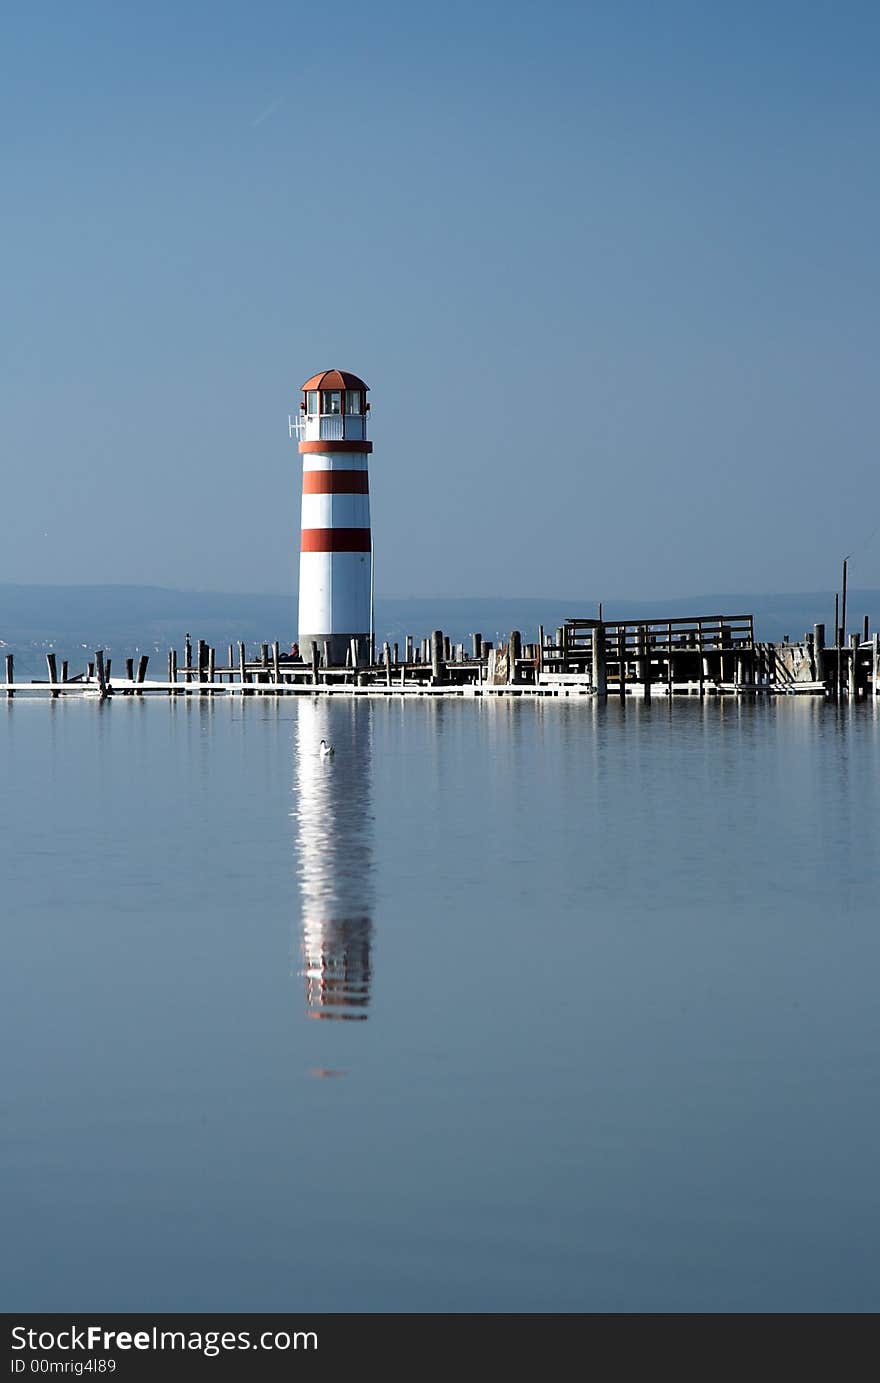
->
{"left": 3, "top": 614, "right": 879, "bottom": 700}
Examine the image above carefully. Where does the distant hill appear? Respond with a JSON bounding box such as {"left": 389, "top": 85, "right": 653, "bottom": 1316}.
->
{"left": 2, "top": 582, "right": 877, "bottom": 678}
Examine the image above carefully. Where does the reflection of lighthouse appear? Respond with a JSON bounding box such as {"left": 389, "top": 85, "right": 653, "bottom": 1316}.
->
{"left": 292, "top": 700, "right": 374, "bottom": 1020}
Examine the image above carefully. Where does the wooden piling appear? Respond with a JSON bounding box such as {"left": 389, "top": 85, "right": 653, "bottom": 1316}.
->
{"left": 873, "top": 633, "right": 880, "bottom": 696}
{"left": 848, "top": 634, "right": 858, "bottom": 699}
{"left": 349, "top": 637, "right": 360, "bottom": 671}
{"left": 61, "top": 660, "right": 68, "bottom": 682}
{"left": 618, "top": 625, "right": 626, "bottom": 698}
{"left": 125, "top": 657, "right": 134, "bottom": 694}
{"left": 185, "top": 635, "right": 192, "bottom": 673}
{"left": 323, "top": 640, "right": 331, "bottom": 671}
{"left": 46, "top": 653, "right": 59, "bottom": 698}
{"left": 4, "top": 653, "right": 13, "bottom": 698}
{"left": 94, "top": 650, "right": 110, "bottom": 701}
{"left": 393, "top": 642, "right": 399, "bottom": 666}
{"left": 431, "top": 630, "right": 444, "bottom": 684}
{"left": 136, "top": 655, "right": 148, "bottom": 694}
{"left": 88, "top": 661, "right": 95, "bottom": 680}
{"left": 171, "top": 648, "right": 178, "bottom": 693}
{"left": 196, "top": 639, "right": 206, "bottom": 684}
{"left": 384, "top": 642, "right": 392, "bottom": 686}
{"left": 208, "top": 646, "right": 215, "bottom": 684}
{"left": 638, "top": 625, "right": 650, "bottom": 700}
{"left": 405, "top": 635, "right": 413, "bottom": 664}
{"left": 592, "top": 623, "right": 607, "bottom": 696}
{"left": 813, "top": 623, "right": 826, "bottom": 687}
{"left": 508, "top": 630, "right": 521, "bottom": 685}
{"left": 227, "top": 645, "right": 234, "bottom": 683}
{"left": 272, "top": 640, "right": 280, "bottom": 685}
{"left": 311, "top": 641, "right": 320, "bottom": 686}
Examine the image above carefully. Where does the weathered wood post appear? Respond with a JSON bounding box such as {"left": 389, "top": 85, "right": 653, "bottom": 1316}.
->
{"left": 4, "top": 653, "right": 13, "bottom": 699}
{"left": 104, "top": 659, "right": 112, "bottom": 681}
{"left": 813, "top": 623, "right": 826, "bottom": 688}
{"left": 592, "top": 623, "right": 607, "bottom": 697}
{"left": 349, "top": 636, "right": 360, "bottom": 671}
{"left": 405, "top": 635, "right": 413, "bottom": 664}
{"left": 431, "top": 630, "right": 444, "bottom": 684}
{"left": 207, "top": 646, "right": 215, "bottom": 685}
{"left": 167, "top": 650, "right": 173, "bottom": 693}
{"left": 443, "top": 635, "right": 452, "bottom": 662}
{"left": 272, "top": 640, "right": 280, "bottom": 687}
{"left": 238, "top": 641, "right": 247, "bottom": 694}
{"left": 227, "top": 645, "right": 234, "bottom": 683}
{"left": 323, "top": 640, "right": 331, "bottom": 670}
{"left": 184, "top": 634, "right": 192, "bottom": 676}
{"left": 536, "top": 625, "right": 544, "bottom": 676}
{"left": 311, "top": 641, "right": 320, "bottom": 687}
{"left": 195, "top": 639, "right": 205, "bottom": 684}
{"left": 507, "top": 631, "right": 521, "bottom": 685}
{"left": 94, "top": 650, "right": 110, "bottom": 701}
{"left": 87, "top": 660, "right": 95, "bottom": 680}
{"left": 125, "top": 656, "right": 134, "bottom": 694}
{"left": 393, "top": 642, "right": 399, "bottom": 666}
{"left": 384, "top": 642, "right": 392, "bottom": 686}
{"left": 472, "top": 633, "right": 482, "bottom": 660}
{"left": 618, "top": 625, "right": 626, "bottom": 698}
{"left": 170, "top": 648, "right": 179, "bottom": 693}
{"left": 136, "top": 655, "right": 149, "bottom": 694}
{"left": 848, "top": 633, "right": 858, "bottom": 699}
{"left": 873, "top": 632, "right": 880, "bottom": 697}
{"left": 61, "top": 660, "right": 68, "bottom": 682}
{"left": 638, "top": 625, "right": 651, "bottom": 700}
{"left": 46, "top": 653, "right": 59, "bottom": 698}
{"left": 261, "top": 644, "right": 269, "bottom": 682}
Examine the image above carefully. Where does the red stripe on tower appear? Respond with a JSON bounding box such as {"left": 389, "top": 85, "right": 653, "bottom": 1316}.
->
{"left": 301, "top": 527, "right": 372, "bottom": 553}
{"left": 302, "top": 470, "right": 370, "bottom": 495}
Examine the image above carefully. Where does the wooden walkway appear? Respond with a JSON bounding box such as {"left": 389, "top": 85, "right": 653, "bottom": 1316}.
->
{"left": 3, "top": 615, "right": 879, "bottom": 700}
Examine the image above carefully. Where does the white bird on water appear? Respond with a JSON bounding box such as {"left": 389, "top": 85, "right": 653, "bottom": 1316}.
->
{"left": 320, "top": 739, "right": 334, "bottom": 758}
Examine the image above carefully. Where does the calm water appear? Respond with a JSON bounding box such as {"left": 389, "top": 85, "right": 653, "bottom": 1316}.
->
{"left": 2, "top": 694, "right": 879, "bottom": 1312}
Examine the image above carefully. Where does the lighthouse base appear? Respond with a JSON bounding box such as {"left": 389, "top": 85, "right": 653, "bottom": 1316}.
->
{"left": 300, "top": 632, "right": 373, "bottom": 668}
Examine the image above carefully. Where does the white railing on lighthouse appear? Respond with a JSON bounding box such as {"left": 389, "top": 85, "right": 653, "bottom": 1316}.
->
{"left": 289, "top": 413, "right": 369, "bottom": 442}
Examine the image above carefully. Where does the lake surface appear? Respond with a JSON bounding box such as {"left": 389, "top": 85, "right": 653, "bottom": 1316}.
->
{"left": 2, "top": 693, "right": 879, "bottom": 1312}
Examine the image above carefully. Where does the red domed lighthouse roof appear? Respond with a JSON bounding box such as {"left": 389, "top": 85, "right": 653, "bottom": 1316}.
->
{"left": 301, "top": 369, "right": 369, "bottom": 392}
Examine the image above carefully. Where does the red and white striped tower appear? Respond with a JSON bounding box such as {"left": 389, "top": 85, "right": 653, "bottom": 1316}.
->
{"left": 291, "top": 369, "right": 372, "bottom": 666}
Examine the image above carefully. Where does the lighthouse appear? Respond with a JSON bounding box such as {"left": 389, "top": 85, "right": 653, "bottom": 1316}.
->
{"left": 291, "top": 369, "right": 373, "bottom": 666}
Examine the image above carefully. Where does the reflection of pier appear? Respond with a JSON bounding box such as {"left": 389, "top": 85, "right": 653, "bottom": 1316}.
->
{"left": 292, "top": 700, "right": 374, "bottom": 1021}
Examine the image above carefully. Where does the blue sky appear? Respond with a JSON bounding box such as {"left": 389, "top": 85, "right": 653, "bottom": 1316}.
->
{"left": 3, "top": 1, "right": 879, "bottom": 599}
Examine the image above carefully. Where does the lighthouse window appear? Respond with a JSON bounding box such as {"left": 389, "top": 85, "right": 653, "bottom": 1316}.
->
{"left": 306, "top": 390, "right": 318, "bottom": 414}
{"left": 345, "top": 390, "right": 362, "bottom": 415}
{"left": 323, "top": 390, "right": 342, "bottom": 415}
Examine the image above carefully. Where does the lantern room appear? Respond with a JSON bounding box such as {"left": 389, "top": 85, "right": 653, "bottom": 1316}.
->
{"left": 291, "top": 369, "right": 370, "bottom": 443}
